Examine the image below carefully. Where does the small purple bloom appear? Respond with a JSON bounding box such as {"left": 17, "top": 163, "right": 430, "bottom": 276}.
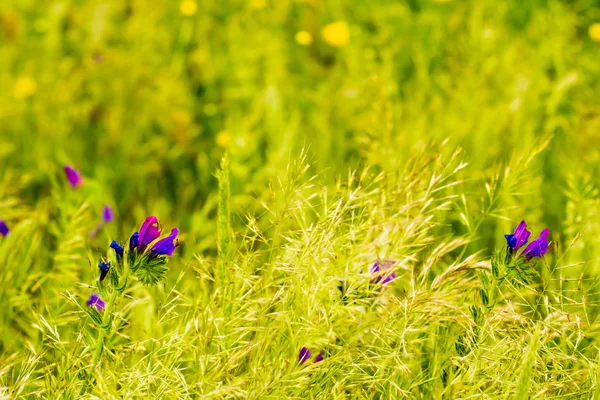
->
{"left": 314, "top": 352, "right": 324, "bottom": 363}
{"left": 505, "top": 220, "right": 531, "bottom": 252}
{"left": 129, "top": 231, "right": 139, "bottom": 252}
{"left": 381, "top": 272, "right": 397, "bottom": 285}
{"left": 522, "top": 228, "right": 550, "bottom": 259}
{"left": 102, "top": 206, "right": 114, "bottom": 223}
{"left": 150, "top": 228, "right": 179, "bottom": 256}
{"left": 98, "top": 261, "right": 110, "bottom": 281}
{"left": 299, "top": 347, "right": 311, "bottom": 364}
{"left": 64, "top": 165, "right": 84, "bottom": 188}
{"left": 110, "top": 240, "right": 124, "bottom": 261}
{"left": 87, "top": 292, "right": 105, "bottom": 311}
{"left": 370, "top": 260, "right": 396, "bottom": 285}
{"left": 0, "top": 220, "right": 9, "bottom": 237}
{"left": 138, "top": 216, "right": 161, "bottom": 252}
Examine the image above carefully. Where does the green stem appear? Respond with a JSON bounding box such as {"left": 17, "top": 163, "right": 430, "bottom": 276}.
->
{"left": 91, "top": 263, "right": 131, "bottom": 366}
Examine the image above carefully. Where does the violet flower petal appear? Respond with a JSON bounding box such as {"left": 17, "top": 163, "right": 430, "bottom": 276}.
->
{"left": 150, "top": 228, "right": 179, "bottom": 256}
{"left": 87, "top": 292, "right": 105, "bottom": 311}
{"left": 138, "top": 216, "right": 161, "bottom": 251}
{"left": 0, "top": 220, "right": 9, "bottom": 237}
{"left": 381, "top": 272, "right": 397, "bottom": 285}
{"left": 505, "top": 220, "right": 531, "bottom": 252}
{"left": 370, "top": 260, "right": 396, "bottom": 284}
{"left": 102, "top": 206, "right": 114, "bottom": 223}
{"left": 299, "top": 347, "right": 311, "bottom": 364}
{"left": 522, "top": 228, "right": 550, "bottom": 259}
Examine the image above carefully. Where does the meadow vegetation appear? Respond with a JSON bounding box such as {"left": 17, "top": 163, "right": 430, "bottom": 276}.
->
{"left": 2, "top": 0, "right": 600, "bottom": 398}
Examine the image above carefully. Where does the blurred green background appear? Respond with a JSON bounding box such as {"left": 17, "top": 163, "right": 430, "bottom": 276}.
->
{"left": 3, "top": 0, "right": 600, "bottom": 244}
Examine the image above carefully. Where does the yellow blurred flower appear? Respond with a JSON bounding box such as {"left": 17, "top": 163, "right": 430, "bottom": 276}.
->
{"left": 295, "top": 30, "right": 313, "bottom": 46}
{"left": 321, "top": 21, "right": 350, "bottom": 48}
{"left": 180, "top": 0, "right": 197, "bottom": 16}
{"left": 589, "top": 23, "right": 600, "bottom": 42}
{"left": 250, "top": 0, "right": 266, "bottom": 9}
{"left": 14, "top": 76, "right": 37, "bottom": 99}
{"left": 216, "top": 130, "right": 231, "bottom": 148}
{"left": 171, "top": 110, "right": 192, "bottom": 128}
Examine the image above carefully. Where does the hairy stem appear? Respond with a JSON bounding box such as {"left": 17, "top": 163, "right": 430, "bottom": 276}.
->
{"left": 91, "top": 262, "right": 131, "bottom": 366}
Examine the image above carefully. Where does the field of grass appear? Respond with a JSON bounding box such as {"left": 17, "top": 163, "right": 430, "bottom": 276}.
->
{"left": 2, "top": 0, "right": 600, "bottom": 398}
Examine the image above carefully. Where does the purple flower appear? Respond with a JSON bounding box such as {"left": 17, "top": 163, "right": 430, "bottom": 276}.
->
{"left": 299, "top": 347, "right": 311, "bottom": 364}
{"left": 314, "top": 352, "right": 324, "bottom": 363}
{"left": 98, "top": 261, "right": 110, "bottom": 281}
{"left": 110, "top": 240, "right": 124, "bottom": 261}
{"left": 87, "top": 292, "right": 105, "bottom": 311}
{"left": 129, "top": 231, "right": 139, "bottom": 252}
{"left": 0, "top": 220, "right": 9, "bottom": 237}
{"left": 370, "top": 260, "right": 396, "bottom": 285}
{"left": 132, "top": 216, "right": 179, "bottom": 257}
{"left": 150, "top": 228, "right": 179, "bottom": 256}
{"left": 505, "top": 220, "right": 531, "bottom": 252}
{"left": 102, "top": 206, "right": 114, "bottom": 223}
{"left": 522, "top": 228, "right": 550, "bottom": 259}
{"left": 64, "top": 165, "right": 84, "bottom": 188}
{"left": 138, "top": 216, "right": 161, "bottom": 252}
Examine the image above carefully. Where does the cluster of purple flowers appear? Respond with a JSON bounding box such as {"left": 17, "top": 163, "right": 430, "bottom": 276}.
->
{"left": 370, "top": 260, "right": 397, "bottom": 284}
{"left": 90, "top": 218, "right": 179, "bottom": 308}
{"left": 62, "top": 162, "right": 180, "bottom": 311}
{"left": 133, "top": 216, "right": 179, "bottom": 256}
{"left": 504, "top": 220, "right": 550, "bottom": 259}
{"left": 109, "top": 216, "right": 179, "bottom": 260}
{"left": 299, "top": 347, "right": 324, "bottom": 364}
{"left": 337, "top": 259, "right": 397, "bottom": 294}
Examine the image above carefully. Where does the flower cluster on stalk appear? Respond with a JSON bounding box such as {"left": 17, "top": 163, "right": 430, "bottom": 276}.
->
{"left": 86, "top": 216, "right": 179, "bottom": 313}
{"left": 504, "top": 220, "right": 550, "bottom": 259}
{"left": 108, "top": 216, "right": 179, "bottom": 285}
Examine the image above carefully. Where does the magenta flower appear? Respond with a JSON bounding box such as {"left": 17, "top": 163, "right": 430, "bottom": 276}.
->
{"left": 86, "top": 292, "right": 105, "bottom": 311}
{"left": 64, "top": 165, "right": 84, "bottom": 188}
{"left": 102, "top": 206, "right": 114, "bottom": 223}
{"left": 299, "top": 347, "right": 311, "bottom": 364}
{"left": 505, "top": 220, "right": 531, "bottom": 252}
{"left": 522, "top": 228, "right": 550, "bottom": 259}
{"left": 138, "top": 216, "right": 161, "bottom": 252}
{"left": 370, "top": 260, "right": 396, "bottom": 285}
{"left": 0, "top": 220, "right": 9, "bottom": 237}
{"left": 131, "top": 216, "right": 179, "bottom": 257}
